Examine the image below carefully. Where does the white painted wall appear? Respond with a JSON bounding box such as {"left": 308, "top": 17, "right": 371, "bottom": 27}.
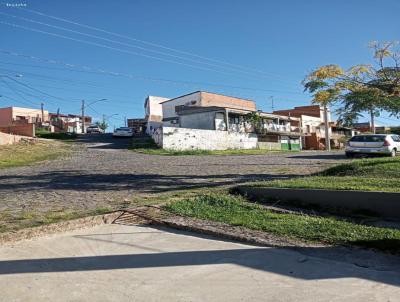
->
{"left": 144, "top": 96, "right": 169, "bottom": 135}
{"left": 145, "top": 96, "right": 169, "bottom": 118}
{"left": 301, "top": 115, "right": 322, "bottom": 134}
{"left": 162, "top": 92, "right": 201, "bottom": 120}
{"left": 155, "top": 126, "right": 258, "bottom": 151}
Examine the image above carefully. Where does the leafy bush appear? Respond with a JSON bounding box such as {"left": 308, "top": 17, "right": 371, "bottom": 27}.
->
{"left": 36, "top": 131, "right": 77, "bottom": 140}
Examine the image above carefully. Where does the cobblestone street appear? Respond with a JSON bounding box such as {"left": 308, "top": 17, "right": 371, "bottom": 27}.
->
{"left": 0, "top": 134, "right": 347, "bottom": 224}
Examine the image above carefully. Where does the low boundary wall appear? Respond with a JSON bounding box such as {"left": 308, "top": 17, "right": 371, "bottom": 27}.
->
{"left": 0, "top": 123, "right": 35, "bottom": 137}
{"left": 0, "top": 132, "right": 32, "bottom": 145}
{"left": 235, "top": 186, "right": 400, "bottom": 219}
{"left": 153, "top": 126, "right": 258, "bottom": 151}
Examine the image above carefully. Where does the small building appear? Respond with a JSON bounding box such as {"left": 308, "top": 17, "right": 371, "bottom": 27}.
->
{"left": 0, "top": 106, "right": 49, "bottom": 126}
{"left": 127, "top": 118, "right": 147, "bottom": 135}
{"left": 49, "top": 113, "right": 92, "bottom": 133}
{"left": 149, "top": 91, "right": 303, "bottom": 151}
{"left": 353, "top": 122, "right": 391, "bottom": 134}
{"left": 274, "top": 105, "right": 355, "bottom": 150}
{"left": 174, "top": 105, "right": 302, "bottom": 150}
{"left": 0, "top": 106, "right": 49, "bottom": 137}
{"left": 162, "top": 91, "right": 256, "bottom": 127}
{"left": 144, "top": 95, "right": 170, "bottom": 135}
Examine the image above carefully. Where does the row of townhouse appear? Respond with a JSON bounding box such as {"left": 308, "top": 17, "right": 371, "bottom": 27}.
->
{"left": 129, "top": 91, "right": 355, "bottom": 151}
{"left": 0, "top": 106, "right": 92, "bottom": 137}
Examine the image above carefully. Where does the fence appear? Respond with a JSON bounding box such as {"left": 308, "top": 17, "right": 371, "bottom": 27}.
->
{"left": 0, "top": 123, "right": 35, "bottom": 137}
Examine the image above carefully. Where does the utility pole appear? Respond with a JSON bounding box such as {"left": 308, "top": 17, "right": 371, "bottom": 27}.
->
{"left": 81, "top": 100, "right": 85, "bottom": 134}
{"left": 124, "top": 116, "right": 127, "bottom": 127}
{"left": 57, "top": 107, "right": 62, "bottom": 130}
{"left": 270, "top": 96, "right": 274, "bottom": 112}
{"left": 323, "top": 104, "right": 331, "bottom": 151}
{"left": 40, "top": 102, "right": 44, "bottom": 123}
{"left": 79, "top": 98, "right": 106, "bottom": 133}
{"left": 370, "top": 110, "right": 376, "bottom": 134}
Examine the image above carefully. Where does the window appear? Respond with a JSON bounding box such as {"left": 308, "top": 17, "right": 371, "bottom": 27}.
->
{"left": 350, "top": 135, "right": 386, "bottom": 142}
{"left": 229, "top": 116, "right": 240, "bottom": 124}
{"left": 350, "top": 136, "right": 364, "bottom": 142}
{"left": 392, "top": 135, "right": 400, "bottom": 142}
{"left": 364, "top": 136, "right": 386, "bottom": 142}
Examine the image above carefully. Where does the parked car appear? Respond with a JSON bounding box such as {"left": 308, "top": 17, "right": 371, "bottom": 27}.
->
{"left": 113, "top": 127, "right": 134, "bottom": 137}
{"left": 345, "top": 134, "right": 400, "bottom": 158}
{"left": 86, "top": 125, "right": 104, "bottom": 134}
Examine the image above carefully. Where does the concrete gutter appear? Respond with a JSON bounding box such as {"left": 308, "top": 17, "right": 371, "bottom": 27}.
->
{"left": 0, "top": 211, "right": 127, "bottom": 245}
{"left": 235, "top": 186, "right": 400, "bottom": 219}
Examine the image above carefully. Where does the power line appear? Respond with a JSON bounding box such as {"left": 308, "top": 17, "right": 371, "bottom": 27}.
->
{"left": 0, "top": 66, "right": 150, "bottom": 101}
{"left": 0, "top": 64, "right": 162, "bottom": 100}
{"left": 0, "top": 50, "right": 307, "bottom": 96}
{"left": 0, "top": 11, "right": 297, "bottom": 83}
{"left": 0, "top": 62, "right": 112, "bottom": 88}
{"left": 0, "top": 20, "right": 253, "bottom": 79}
{"left": 5, "top": 74, "right": 71, "bottom": 103}
{"left": 0, "top": 77, "right": 39, "bottom": 106}
{"left": 17, "top": 6, "right": 296, "bottom": 82}
{"left": 86, "top": 104, "right": 102, "bottom": 116}
{"left": 0, "top": 90, "right": 39, "bottom": 108}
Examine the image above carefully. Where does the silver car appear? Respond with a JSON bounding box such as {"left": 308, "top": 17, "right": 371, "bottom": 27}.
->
{"left": 113, "top": 127, "right": 134, "bottom": 137}
{"left": 345, "top": 134, "right": 400, "bottom": 158}
{"left": 86, "top": 125, "right": 104, "bottom": 134}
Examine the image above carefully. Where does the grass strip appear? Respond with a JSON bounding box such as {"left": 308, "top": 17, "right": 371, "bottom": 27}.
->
{"left": 251, "top": 176, "right": 400, "bottom": 192}
{"left": 36, "top": 131, "right": 77, "bottom": 141}
{"left": 251, "top": 157, "right": 400, "bottom": 192}
{"left": 165, "top": 193, "right": 400, "bottom": 254}
{"left": 0, "top": 141, "right": 70, "bottom": 169}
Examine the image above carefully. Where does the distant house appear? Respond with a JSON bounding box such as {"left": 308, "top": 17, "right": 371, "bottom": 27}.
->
{"left": 49, "top": 113, "right": 92, "bottom": 133}
{"left": 144, "top": 95, "right": 170, "bottom": 135}
{"left": 161, "top": 91, "right": 256, "bottom": 126}
{"left": 129, "top": 92, "right": 364, "bottom": 151}
{"left": 0, "top": 106, "right": 49, "bottom": 137}
{"left": 0, "top": 106, "right": 49, "bottom": 126}
{"left": 274, "top": 105, "right": 355, "bottom": 150}
{"left": 149, "top": 91, "right": 303, "bottom": 151}
{"left": 127, "top": 118, "right": 147, "bottom": 134}
{"left": 353, "top": 122, "right": 390, "bottom": 134}
{"left": 127, "top": 96, "right": 170, "bottom": 135}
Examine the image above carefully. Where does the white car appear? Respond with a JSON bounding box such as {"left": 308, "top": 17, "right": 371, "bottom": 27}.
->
{"left": 86, "top": 125, "right": 104, "bottom": 134}
{"left": 113, "top": 127, "right": 134, "bottom": 137}
{"left": 345, "top": 134, "right": 400, "bottom": 158}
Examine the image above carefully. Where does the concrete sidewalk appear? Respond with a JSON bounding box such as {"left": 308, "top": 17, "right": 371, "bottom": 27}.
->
{"left": 0, "top": 224, "right": 399, "bottom": 301}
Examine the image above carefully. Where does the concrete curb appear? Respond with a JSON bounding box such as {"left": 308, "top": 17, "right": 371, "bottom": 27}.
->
{"left": 0, "top": 211, "right": 127, "bottom": 245}
{"left": 123, "top": 207, "right": 323, "bottom": 249}
{"left": 234, "top": 186, "right": 400, "bottom": 219}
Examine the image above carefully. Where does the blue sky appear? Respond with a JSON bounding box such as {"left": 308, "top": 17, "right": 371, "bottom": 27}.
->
{"left": 0, "top": 0, "right": 399, "bottom": 129}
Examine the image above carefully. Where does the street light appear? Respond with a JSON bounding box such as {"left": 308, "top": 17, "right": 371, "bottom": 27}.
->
{"left": 102, "top": 113, "right": 119, "bottom": 132}
{"left": 81, "top": 98, "right": 108, "bottom": 134}
{"left": 87, "top": 98, "right": 107, "bottom": 107}
{"left": 103, "top": 113, "right": 119, "bottom": 120}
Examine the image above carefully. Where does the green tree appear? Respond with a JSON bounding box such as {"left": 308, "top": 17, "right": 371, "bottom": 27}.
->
{"left": 244, "top": 111, "right": 262, "bottom": 133}
{"left": 303, "top": 42, "right": 400, "bottom": 134}
{"left": 95, "top": 120, "right": 108, "bottom": 131}
{"left": 303, "top": 64, "right": 344, "bottom": 150}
